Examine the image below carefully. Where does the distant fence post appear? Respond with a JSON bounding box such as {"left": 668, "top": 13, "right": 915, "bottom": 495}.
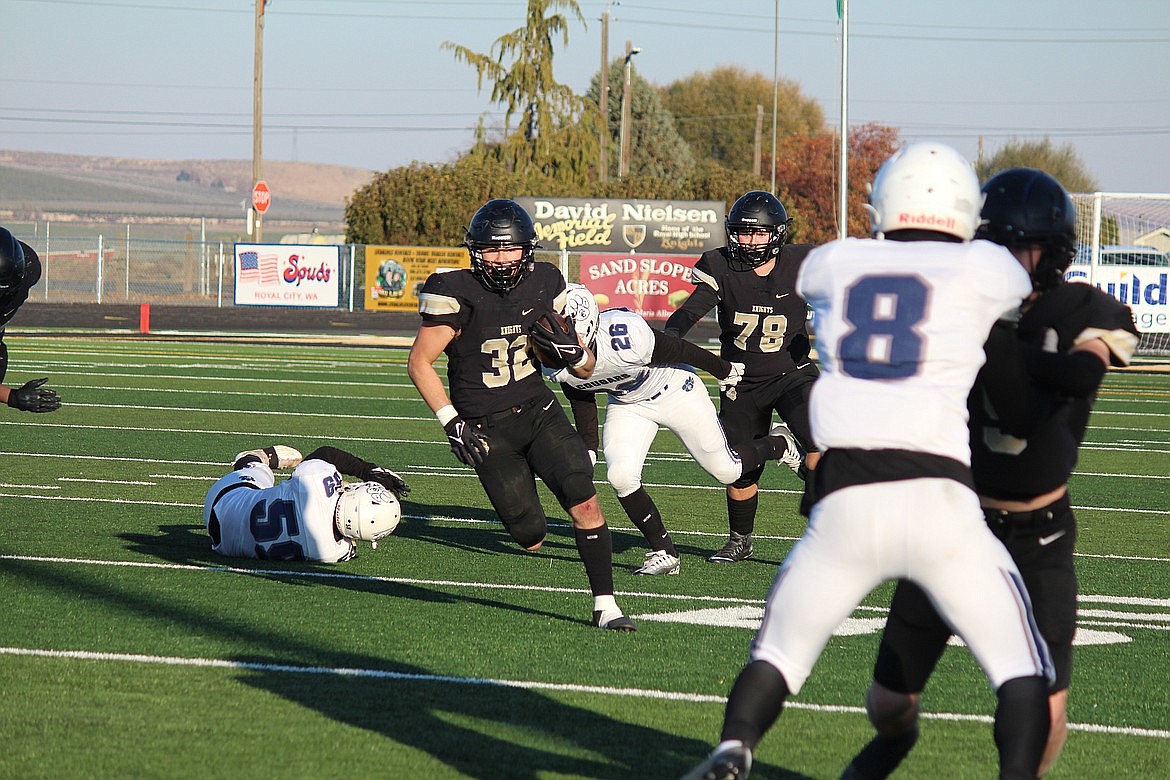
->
{"left": 96, "top": 234, "right": 104, "bottom": 304}
{"left": 125, "top": 223, "right": 131, "bottom": 301}
{"left": 217, "top": 242, "right": 225, "bottom": 308}
{"left": 43, "top": 221, "right": 50, "bottom": 301}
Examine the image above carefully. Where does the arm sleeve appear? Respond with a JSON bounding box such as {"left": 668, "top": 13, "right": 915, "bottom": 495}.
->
{"left": 662, "top": 284, "right": 719, "bottom": 338}
{"left": 650, "top": 329, "right": 730, "bottom": 379}
{"left": 1023, "top": 347, "right": 1108, "bottom": 399}
{"left": 304, "top": 446, "right": 378, "bottom": 480}
{"left": 561, "top": 383, "right": 600, "bottom": 452}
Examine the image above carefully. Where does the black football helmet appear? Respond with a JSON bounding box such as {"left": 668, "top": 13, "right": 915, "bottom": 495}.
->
{"left": 725, "top": 191, "right": 791, "bottom": 271}
{"left": 465, "top": 199, "right": 538, "bottom": 293}
{"left": 977, "top": 168, "right": 1077, "bottom": 291}
{"left": 0, "top": 226, "right": 27, "bottom": 296}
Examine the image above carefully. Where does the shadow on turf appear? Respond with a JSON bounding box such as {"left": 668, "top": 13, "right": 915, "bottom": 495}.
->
{"left": 239, "top": 648, "right": 816, "bottom": 780}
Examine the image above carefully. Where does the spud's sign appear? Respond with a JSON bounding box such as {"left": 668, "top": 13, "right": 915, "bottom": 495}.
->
{"left": 514, "top": 197, "right": 724, "bottom": 254}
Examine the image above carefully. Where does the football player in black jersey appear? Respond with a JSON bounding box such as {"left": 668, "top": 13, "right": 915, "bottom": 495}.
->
{"left": 0, "top": 227, "right": 61, "bottom": 414}
{"left": 407, "top": 199, "right": 635, "bottom": 631}
{"left": 663, "top": 191, "right": 819, "bottom": 563}
{"left": 842, "top": 169, "right": 1140, "bottom": 780}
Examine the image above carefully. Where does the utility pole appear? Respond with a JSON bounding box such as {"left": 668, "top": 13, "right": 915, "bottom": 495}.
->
{"left": 618, "top": 40, "right": 639, "bottom": 180}
{"left": 599, "top": 12, "right": 609, "bottom": 184}
{"left": 753, "top": 104, "right": 764, "bottom": 177}
{"left": 252, "top": 0, "right": 266, "bottom": 241}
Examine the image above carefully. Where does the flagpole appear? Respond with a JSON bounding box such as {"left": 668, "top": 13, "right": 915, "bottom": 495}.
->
{"left": 838, "top": 0, "right": 849, "bottom": 240}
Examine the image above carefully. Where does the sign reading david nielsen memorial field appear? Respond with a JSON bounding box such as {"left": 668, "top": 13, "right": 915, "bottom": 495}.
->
{"left": 514, "top": 197, "right": 724, "bottom": 255}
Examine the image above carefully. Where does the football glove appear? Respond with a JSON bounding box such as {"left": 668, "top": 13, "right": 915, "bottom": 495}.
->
{"left": 443, "top": 416, "right": 490, "bottom": 466}
{"left": 718, "top": 362, "right": 746, "bottom": 392}
{"left": 529, "top": 312, "right": 586, "bottom": 369}
{"left": 7, "top": 378, "right": 61, "bottom": 413}
{"left": 367, "top": 466, "right": 411, "bottom": 498}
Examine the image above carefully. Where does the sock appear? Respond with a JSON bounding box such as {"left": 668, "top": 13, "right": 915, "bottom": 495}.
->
{"left": 574, "top": 523, "right": 615, "bottom": 597}
{"left": 994, "top": 676, "right": 1050, "bottom": 779}
{"left": 617, "top": 488, "right": 676, "bottom": 556}
{"left": 844, "top": 725, "right": 919, "bottom": 779}
{"left": 720, "top": 660, "right": 790, "bottom": 748}
{"left": 727, "top": 492, "right": 758, "bottom": 537}
{"left": 592, "top": 594, "right": 619, "bottom": 615}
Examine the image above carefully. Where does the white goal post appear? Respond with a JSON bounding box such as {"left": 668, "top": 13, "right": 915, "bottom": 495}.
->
{"left": 1068, "top": 192, "right": 1170, "bottom": 355}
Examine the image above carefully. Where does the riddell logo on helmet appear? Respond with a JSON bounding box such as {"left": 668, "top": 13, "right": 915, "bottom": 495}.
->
{"left": 898, "top": 212, "right": 956, "bottom": 229}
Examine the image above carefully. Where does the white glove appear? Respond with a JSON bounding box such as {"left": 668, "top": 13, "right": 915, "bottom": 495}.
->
{"left": 718, "top": 362, "right": 745, "bottom": 392}
{"left": 587, "top": 450, "right": 597, "bottom": 467}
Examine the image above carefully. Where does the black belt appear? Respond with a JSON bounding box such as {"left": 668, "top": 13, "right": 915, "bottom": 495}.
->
{"left": 473, "top": 394, "right": 546, "bottom": 423}
{"left": 984, "top": 493, "right": 1071, "bottom": 527}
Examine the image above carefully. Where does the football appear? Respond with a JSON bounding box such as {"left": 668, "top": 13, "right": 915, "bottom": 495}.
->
{"left": 529, "top": 310, "right": 574, "bottom": 367}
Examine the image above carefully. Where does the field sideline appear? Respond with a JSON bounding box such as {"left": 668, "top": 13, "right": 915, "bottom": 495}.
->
{"left": 0, "top": 335, "right": 1166, "bottom": 779}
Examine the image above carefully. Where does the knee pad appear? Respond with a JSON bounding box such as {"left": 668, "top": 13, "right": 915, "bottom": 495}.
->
{"left": 731, "top": 463, "right": 764, "bottom": 490}
{"left": 504, "top": 510, "right": 547, "bottom": 550}
{"left": 606, "top": 462, "right": 642, "bottom": 497}
{"left": 556, "top": 470, "right": 597, "bottom": 510}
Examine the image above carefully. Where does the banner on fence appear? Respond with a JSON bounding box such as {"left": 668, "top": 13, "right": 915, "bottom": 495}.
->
{"left": 363, "top": 245, "right": 469, "bottom": 312}
{"left": 514, "top": 197, "right": 724, "bottom": 255}
{"left": 1066, "top": 265, "right": 1169, "bottom": 333}
{"left": 234, "top": 243, "right": 340, "bottom": 307}
{"left": 579, "top": 252, "right": 701, "bottom": 321}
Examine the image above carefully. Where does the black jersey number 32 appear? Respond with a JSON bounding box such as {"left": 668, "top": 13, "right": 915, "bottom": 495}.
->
{"left": 482, "top": 335, "right": 538, "bottom": 388}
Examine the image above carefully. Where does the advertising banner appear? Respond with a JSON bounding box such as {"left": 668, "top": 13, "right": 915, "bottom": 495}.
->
{"left": 1066, "top": 264, "right": 1169, "bottom": 333}
{"left": 363, "top": 245, "right": 469, "bottom": 312}
{"left": 579, "top": 252, "right": 700, "bottom": 321}
{"left": 234, "top": 244, "right": 340, "bottom": 307}
{"left": 514, "top": 197, "right": 725, "bottom": 255}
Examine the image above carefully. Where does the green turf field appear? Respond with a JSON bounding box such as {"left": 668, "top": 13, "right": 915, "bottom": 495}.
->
{"left": 0, "top": 335, "right": 1166, "bottom": 779}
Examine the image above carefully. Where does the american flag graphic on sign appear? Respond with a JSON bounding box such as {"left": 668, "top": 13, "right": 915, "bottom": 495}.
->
{"left": 239, "top": 251, "right": 281, "bottom": 287}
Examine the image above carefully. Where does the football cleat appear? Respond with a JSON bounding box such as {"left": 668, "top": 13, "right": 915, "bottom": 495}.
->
{"left": 592, "top": 607, "right": 637, "bottom": 631}
{"left": 633, "top": 549, "right": 681, "bottom": 576}
{"left": 768, "top": 422, "right": 805, "bottom": 477}
{"left": 233, "top": 445, "right": 303, "bottom": 470}
{"left": 708, "top": 532, "right": 753, "bottom": 563}
{"left": 681, "top": 742, "right": 753, "bottom": 780}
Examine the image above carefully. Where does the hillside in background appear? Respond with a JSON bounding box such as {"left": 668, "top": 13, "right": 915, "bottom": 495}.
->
{"left": 0, "top": 150, "right": 374, "bottom": 224}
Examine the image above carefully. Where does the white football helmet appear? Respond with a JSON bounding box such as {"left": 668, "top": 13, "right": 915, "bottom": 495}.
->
{"left": 334, "top": 482, "right": 401, "bottom": 548}
{"left": 866, "top": 142, "right": 984, "bottom": 241}
{"left": 562, "top": 283, "right": 600, "bottom": 347}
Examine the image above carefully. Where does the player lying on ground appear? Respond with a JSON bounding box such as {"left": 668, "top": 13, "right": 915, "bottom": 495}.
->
{"left": 203, "top": 444, "right": 410, "bottom": 563}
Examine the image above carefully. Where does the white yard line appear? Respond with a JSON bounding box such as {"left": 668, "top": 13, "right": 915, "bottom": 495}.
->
{"left": 0, "top": 644, "right": 1165, "bottom": 740}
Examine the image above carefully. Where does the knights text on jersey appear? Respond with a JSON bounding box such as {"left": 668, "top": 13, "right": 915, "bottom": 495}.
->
{"left": 797, "top": 237, "right": 1032, "bottom": 464}
{"left": 548, "top": 308, "right": 675, "bottom": 402}
{"left": 685, "top": 244, "right": 814, "bottom": 378}
{"left": 970, "top": 281, "right": 1139, "bottom": 499}
{"left": 209, "top": 459, "right": 354, "bottom": 562}
{"left": 417, "top": 263, "right": 567, "bottom": 418}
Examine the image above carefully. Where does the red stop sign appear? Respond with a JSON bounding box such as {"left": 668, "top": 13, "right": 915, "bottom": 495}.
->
{"left": 251, "top": 181, "right": 271, "bottom": 214}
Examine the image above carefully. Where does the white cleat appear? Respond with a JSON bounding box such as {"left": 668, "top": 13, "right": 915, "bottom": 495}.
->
{"left": 633, "top": 549, "right": 681, "bottom": 575}
{"left": 681, "top": 742, "right": 753, "bottom": 780}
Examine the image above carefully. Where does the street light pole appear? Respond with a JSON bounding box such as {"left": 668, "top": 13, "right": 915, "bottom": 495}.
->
{"left": 618, "top": 41, "right": 640, "bottom": 180}
{"left": 252, "top": 0, "right": 266, "bottom": 241}
{"left": 599, "top": 12, "right": 609, "bottom": 184}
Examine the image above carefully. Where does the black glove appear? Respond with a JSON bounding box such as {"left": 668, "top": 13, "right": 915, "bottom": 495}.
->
{"left": 443, "top": 416, "right": 490, "bottom": 466}
{"left": 367, "top": 466, "right": 411, "bottom": 498}
{"left": 529, "top": 312, "right": 586, "bottom": 369}
{"left": 7, "top": 378, "right": 61, "bottom": 413}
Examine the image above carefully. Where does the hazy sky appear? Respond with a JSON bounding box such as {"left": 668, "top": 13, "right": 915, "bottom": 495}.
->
{"left": 4, "top": 0, "right": 1168, "bottom": 193}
